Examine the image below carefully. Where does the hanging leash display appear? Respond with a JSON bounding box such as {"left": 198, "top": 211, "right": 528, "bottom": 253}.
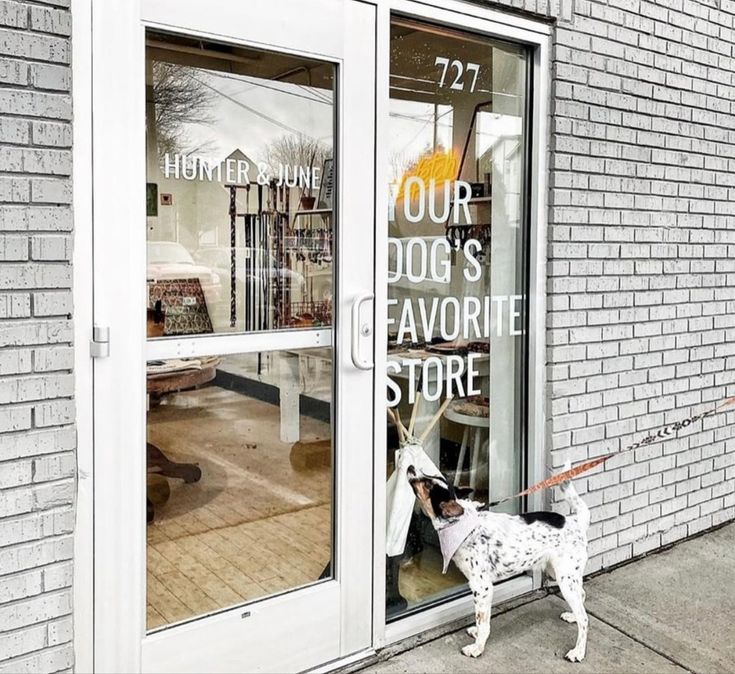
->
{"left": 228, "top": 185, "right": 237, "bottom": 328}
{"left": 484, "top": 395, "right": 735, "bottom": 509}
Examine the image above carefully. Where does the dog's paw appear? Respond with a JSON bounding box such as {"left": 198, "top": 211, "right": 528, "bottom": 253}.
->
{"left": 461, "top": 644, "right": 484, "bottom": 658}
{"left": 466, "top": 626, "right": 478, "bottom": 638}
{"left": 565, "top": 647, "right": 585, "bottom": 662}
{"left": 560, "top": 612, "right": 576, "bottom": 624}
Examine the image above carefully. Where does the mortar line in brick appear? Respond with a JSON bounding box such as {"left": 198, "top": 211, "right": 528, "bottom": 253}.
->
{"left": 0, "top": 452, "right": 74, "bottom": 468}
{"left": 0, "top": 474, "right": 74, "bottom": 496}
{"left": 0, "top": 500, "right": 73, "bottom": 522}
{"left": 0, "top": 642, "right": 74, "bottom": 670}
{"left": 0, "top": 172, "right": 71, "bottom": 181}
{"left": 549, "top": 107, "right": 735, "bottom": 137}
{"left": 554, "top": 28, "right": 735, "bottom": 64}
{"left": 0, "top": 606, "right": 74, "bottom": 634}
{"left": 0, "top": 614, "right": 71, "bottom": 642}
{"left": 0, "top": 423, "right": 74, "bottom": 437}
{"left": 0, "top": 537, "right": 74, "bottom": 565}
{"left": 0, "top": 447, "right": 76, "bottom": 464}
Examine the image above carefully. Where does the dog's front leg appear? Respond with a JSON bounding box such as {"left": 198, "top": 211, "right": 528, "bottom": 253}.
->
{"left": 461, "top": 577, "right": 493, "bottom": 658}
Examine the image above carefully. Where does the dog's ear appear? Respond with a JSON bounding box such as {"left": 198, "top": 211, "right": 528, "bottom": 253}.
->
{"left": 439, "top": 500, "right": 464, "bottom": 519}
{"left": 455, "top": 486, "right": 473, "bottom": 499}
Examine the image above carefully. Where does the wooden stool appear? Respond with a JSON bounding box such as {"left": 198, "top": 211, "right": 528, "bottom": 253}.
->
{"left": 444, "top": 399, "right": 489, "bottom": 490}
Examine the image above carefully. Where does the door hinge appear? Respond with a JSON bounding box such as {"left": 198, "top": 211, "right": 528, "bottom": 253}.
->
{"left": 90, "top": 325, "right": 110, "bottom": 358}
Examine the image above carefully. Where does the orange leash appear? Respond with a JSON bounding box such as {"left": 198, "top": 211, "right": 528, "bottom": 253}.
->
{"left": 485, "top": 395, "right": 735, "bottom": 508}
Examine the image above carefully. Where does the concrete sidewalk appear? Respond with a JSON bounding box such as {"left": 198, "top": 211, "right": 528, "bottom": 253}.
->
{"left": 361, "top": 522, "right": 735, "bottom": 674}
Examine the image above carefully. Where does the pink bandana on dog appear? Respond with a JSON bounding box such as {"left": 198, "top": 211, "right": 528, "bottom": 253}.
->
{"left": 437, "top": 509, "right": 482, "bottom": 573}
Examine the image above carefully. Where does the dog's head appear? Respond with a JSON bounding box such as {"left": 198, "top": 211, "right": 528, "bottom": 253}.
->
{"left": 407, "top": 465, "right": 472, "bottom": 524}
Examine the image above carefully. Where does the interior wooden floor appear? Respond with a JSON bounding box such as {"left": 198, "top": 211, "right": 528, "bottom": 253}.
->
{"left": 146, "top": 383, "right": 466, "bottom": 630}
{"left": 147, "top": 503, "right": 331, "bottom": 629}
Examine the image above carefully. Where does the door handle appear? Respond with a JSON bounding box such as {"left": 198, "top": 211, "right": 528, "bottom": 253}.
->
{"left": 351, "top": 292, "right": 374, "bottom": 370}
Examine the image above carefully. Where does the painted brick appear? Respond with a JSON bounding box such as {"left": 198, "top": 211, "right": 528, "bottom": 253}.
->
{"left": 0, "top": 176, "right": 29, "bottom": 202}
{"left": 0, "top": 234, "right": 28, "bottom": 261}
{"left": 0, "top": 644, "right": 73, "bottom": 673}
{"left": 0, "top": 1, "right": 27, "bottom": 29}
{"left": 0, "top": 206, "right": 73, "bottom": 232}
{"left": 47, "top": 615, "right": 73, "bottom": 646}
{"left": 0, "top": 90, "right": 71, "bottom": 119}
{"left": 0, "top": 508, "right": 73, "bottom": 547}
{"left": 0, "top": 536, "right": 73, "bottom": 577}
{"left": 0, "top": 55, "right": 26, "bottom": 83}
{"left": 29, "top": 178, "right": 71, "bottom": 204}
{"left": 0, "top": 426, "right": 74, "bottom": 461}
{"left": 0, "top": 349, "right": 32, "bottom": 374}
{"left": 0, "top": 263, "right": 71, "bottom": 290}
{"left": 0, "top": 624, "right": 47, "bottom": 661}
{"left": 31, "top": 121, "right": 71, "bottom": 148}
{"left": 0, "top": 568, "right": 43, "bottom": 604}
{"left": 0, "top": 590, "right": 71, "bottom": 632}
{"left": 0, "top": 373, "right": 73, "bottom": 404}
{"left": 30, "top": 235, "right": 71, "bottom": 261}
{"left": 33, "top": 399, "right": 74, "bottom": 428}
{"left": 0, "top": 28, "right": 69, "bottom": 62}
{"left": 33, "top": 345, "right": 73, "bottom": 372}
{"left": 0, "top": 319, "right": 72, "bottom": 347}
{"left": 29, "top": 62, "right": 70, "bottom": 90}
{"left": 31, "top": 479, "right": 74, "bottom": 511}
{"left": 31, "top": 452, "right": 75, "bottom": 482}
{"left": 43, "top": 561, "right": 72, "bottom": 592}
{"left": 33, "top": 289, "right": 72, "bottom": 316}
{"left": 543, "top": 0, "right": 735, "bottom": 578}
{"left": 0, "top": 118, "right": 29, "bottom": 144}
{"left": 28, "top": 5, "right": 71, "bottom": 36}
{"left": 0, "top": 405, "right": 31, "bottom": 433}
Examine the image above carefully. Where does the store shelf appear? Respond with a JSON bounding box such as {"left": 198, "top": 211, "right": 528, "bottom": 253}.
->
{"left": 294, "top": 208, "right": 333, "bottom": 216}
{"left": 449, "top": 196, "right": 492, "bottom": 206}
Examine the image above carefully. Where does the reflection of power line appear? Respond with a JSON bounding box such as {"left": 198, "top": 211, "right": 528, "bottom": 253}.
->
{"left": 204, "top": 68, "right": 332, "bottom": 106}
{"left": 391, "top": 111, "right": 446, "bottom": 121}
{"left": 396, "top": 107, "right": 453, "bottom": 156}
{"left": 189, "top": 72, "right": 305, "bottom": 135}
{"left": 296, "top": 82, "right": 332, "bottom": 103}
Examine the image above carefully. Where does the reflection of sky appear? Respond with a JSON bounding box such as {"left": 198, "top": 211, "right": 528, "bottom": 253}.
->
{"left": 389, "top": 99, "right": 453, "bottom": 184}
{"left": 388, "top": 98, "right": 522, "bottom": 184}
{"left": 179, "top": 69, "right": 334, "bottom": 167}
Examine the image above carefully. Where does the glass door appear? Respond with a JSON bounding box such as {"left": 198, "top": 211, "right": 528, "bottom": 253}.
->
{"left": 384, "top": 16, "right": 531, "bottom": 619}
{"left": 91, "top": 2, "right": 375, "bottom": 672}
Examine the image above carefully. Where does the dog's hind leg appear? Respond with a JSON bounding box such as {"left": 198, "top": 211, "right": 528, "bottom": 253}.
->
{"left": 556, "top": 572, "right": 588, "bottom": 662}
{"left": 461, "top": 577, "right": 493, "bottom": 658}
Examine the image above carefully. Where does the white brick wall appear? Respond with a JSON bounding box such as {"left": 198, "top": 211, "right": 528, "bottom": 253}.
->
{"left": 487, "top": 0, "right": 735, "bottom": 573}
{"left": 0, "top": 1, "right": 74, "bottom": 671}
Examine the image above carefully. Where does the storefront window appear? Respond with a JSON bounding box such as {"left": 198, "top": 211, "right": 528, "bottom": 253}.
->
{"left": 145, "top": 31, "right": 334, "bottom": 335}
{"left": 144, "top": 32, "right": 336, "bottom": 630}
{"left": 385, "top": 18, "right": 529, "bottom": 618}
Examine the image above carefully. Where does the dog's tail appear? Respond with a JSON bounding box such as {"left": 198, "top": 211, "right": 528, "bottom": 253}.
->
{"left": 559, "top": 459, "right": 590, "bottom": 532}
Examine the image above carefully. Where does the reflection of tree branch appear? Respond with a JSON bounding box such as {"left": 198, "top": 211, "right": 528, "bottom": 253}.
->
{"left": 190, "top": 73, "right": 304, "bottom": 136}
{"left": 262, "top": 134, "right": 330, "bottom": 196}
{"left": 152, "top": 62, "right": 215, "bottom": 159}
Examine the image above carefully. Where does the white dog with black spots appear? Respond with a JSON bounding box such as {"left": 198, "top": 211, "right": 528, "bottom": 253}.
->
{"left": 407, "top": 463, "right": 590, "bottom": 662}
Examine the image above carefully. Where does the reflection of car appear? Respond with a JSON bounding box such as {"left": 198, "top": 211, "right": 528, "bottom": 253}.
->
{"left": 147, "top": 241, "right": 222, "bottom": 288}
{"left": 147, "top": 241, "right": 223, "bottom": 314}
{"left": 194, "top": 246, "right": 305, "bottom": 291}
